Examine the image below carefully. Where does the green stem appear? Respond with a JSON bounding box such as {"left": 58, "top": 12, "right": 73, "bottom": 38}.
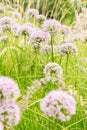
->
{"left": 51, "top": 36, "right": 54, "bottom": 62}
{"left": 24, "top": 34, "right": 26, "bottom": 45}
{"left": 65, "top": 54, "right": 69, "bottom": 75}
{"left": 59, "top": 56, "right": 62, "bottom": 65}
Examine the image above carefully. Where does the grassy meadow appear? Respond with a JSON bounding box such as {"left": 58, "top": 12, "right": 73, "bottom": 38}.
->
{"left": 0, "top": 0, "right": 87, "bottom": 130}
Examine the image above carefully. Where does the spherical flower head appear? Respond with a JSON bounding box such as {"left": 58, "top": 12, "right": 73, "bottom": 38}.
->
{"left": 0, "top": 35, "right": 9, "bottom": 42}
{"left": 42, "top": 19, "right": 61, "bottom": 36}
{"left": 59, "top": 43, "right": 78, "bottom": 56}
{"left": 0, "top": 76, "right": 20, "bottom": 101}
{"left": 0, "top": 121, "right": 4, "bottom": 130}
{"left": 30, "top": 29, "right": 51, "bottom": 48}
{"left": 44, "top": 62, "right": 63, "bottom": 81}
{"left": 25, "top": 8, "right": 39, "bottom": 19}
{"left": 40, "top": 45, "right": 58, "bottom": 55}
{"left": 12, "top": 11, "right": 22, "bottom": 20}
{"left": 21, "top": 24, "right": 33, "bottom": 36}
{"left": 2, "top": 24, "right": 11, "bottom": 32}
{"left": 40, "top": 90, "right": 76, "bottom": 122}
{"left": 0, "top": 100, "right": 21, "bottom": 126}
{"left": 0, "top": 16, "right": 14, "bottom": 26}
{"left": 36, "top": 14, "right": 46, "bottom": 24}
{"left": 61, "top": 25, "right": 73, "bottom": 36}
{"left": 11, "top": 23, "right": 22, "bottom": 37}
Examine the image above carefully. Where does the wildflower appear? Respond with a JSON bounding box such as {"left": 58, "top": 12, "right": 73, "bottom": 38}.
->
{"left": 0, "top": 76, "right": 20, "bottom": 101}
{"left": 0, "top": 16, "right": 14, "bottom": 26}
{"left": 40, "top": 90, "right": 76, "bottom": 122}
{"left": 21, "top": 24, "right": 33, "bottom": 36}
{"left": 30, "top": 29, "right": 51, "bottom": 48}
{"left": 11, "top": 23, "right": 22, "bottom": 37}
{"left": 36, "top": 14, "right": 46, "bottom": 24}
{"left": 0, "top": 99, "right": 21, "bottom": 126}
{"left": 44, "top": 62, "right": 63, "bottom": 83}
{"left": 42, "top": 19, "right": 61, "bottom": 36}
{"left": 12, "top": 11, "right": 22, "bottom": 20}
{"left": 59, "top": 43, "right": 78, "bottom": 56}
{"left": 40, "top": 45, "right": 58, "bottom": 55}
{"left": 25, "top": 8, "right": 39, "bottom": 19}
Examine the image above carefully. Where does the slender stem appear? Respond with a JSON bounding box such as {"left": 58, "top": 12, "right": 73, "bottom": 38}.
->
{"left": 65, "top": 54, "right": 69, "bottom": 75}
{"left": 51, "top": 36, "right": 54, "bottom": 62}
{"left": 24, "top": 34, "right": 26, "bottom": 45}
{"left": 59, "top": 56, "right": 62, "bottom": 65}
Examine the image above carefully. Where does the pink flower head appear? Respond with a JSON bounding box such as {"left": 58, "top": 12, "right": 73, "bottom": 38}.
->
{"left": 42, "top": 19, "right": 61, "bottom": 36}
{"left": 40, "top": 90, "right": 76, "bottom": 122}
{"left": 0, "top": 76, "right": 20, "bottom": 101}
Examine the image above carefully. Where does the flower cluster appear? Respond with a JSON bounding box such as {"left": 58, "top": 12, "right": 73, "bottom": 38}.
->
{"left": 36, "top": 14, "right": 46, "bottom": 24}
{"left": 12, "top": 11, "right": 22, "bottom": 20}
{"left": 40, "top": 90, "right": 76, "bottom": 122}
{"left": 0, "top": 100, "right": 21, "bottom": 126}
{"left": 44, "top": 62, "right": 63, "bottom": 82}
{"left": 21, "top": 24, "right": 33, "bottom": 36}
{"left": 40, "top": 45, "right": 58, "bottom": 55}
{"left": 11, "top": 23, "right": 22, "bottom": 37}
{"left": 42, "top": 19, "right": 61, "bottom": 35}
{"left": 30, "top": 29, "right": 51, "bottom": 48}
{"left": 25, "top": 8, "right": 39, "bottom": 19}
{"left": 0, "top": 16, "right": 14, "bottom": 33}
{"left": 59, "top": 43, "right": 78, "bottom": 56}
{"left": 0, "top": 76, "right": 21, "bottom": 127}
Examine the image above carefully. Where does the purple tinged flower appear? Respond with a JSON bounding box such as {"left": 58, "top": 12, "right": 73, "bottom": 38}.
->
{"left": 40, "top": 45, "right": 58, "bottom": 54}
{"left": 25, "top": 8, "right": 39, "bottom": 19}
{"left": 11, "top": 23, "right": 22, "bottom": 37}
{"left": 0, "top": 16, "right": 14, "bottom": 26}
{"left": 42, "top": 19, "right": 61, "bottom": 36}
{"left": 30, "top": 29, "right": 51, "bottom": 48}
{"left": 44, "top": 62, "right": 63, "bottom": 80}
{"left": 21, "top": 24, "right": 33, "bottom": 36}
{"left": 0, "top": 76, "right": 20, "bottom": 101}
{"left": 12, "top": 11, "right": 22, "bottom": 20}
{"left": 2, "top": 24, "right": 11, "bottom": 32}
{"left": 59, "top": 43, "right": 78, "bottom": 56}
{"left": 40, "top": 90, "right": 76, "bottom": 122}
{"left": 0, "top": 99, "right": 21, "bottom": 126}
{"left": 36, "top": 14, "right": 46, "bottom": 24}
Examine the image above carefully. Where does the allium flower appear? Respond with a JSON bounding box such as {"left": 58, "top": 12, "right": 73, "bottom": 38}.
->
{"left": 0, "top": 76, "right": 20, "bottom": 101}
{"left": 36, "top": 14, "right": 46, "bottom": 24}
{"left": 44, "top": 62, "right": 63, "bottom": 81}
{"left": 0, "top": 16, "right": 14, "bottom": 26}
{"left": 40, "top": 45, "right": 58, "bottom": 54}
{"left": 0, "top": 100, "right": 21, "bottom": 126}
{"left": 2, "top": 24, "right": 11, "bottom": 32}
{"left": 40, "top": 90, "right": 76, "bottom": 122}
{"left": 25, "top": 8, "right": 39, "bottom": 19}
{"left": 12, "top": 11, "right": 22, "bottom": 20}
{"left": 0, "top": 35, "right": 8, "bottom": 42}
{"left": 42, "top": 19, "right": 61, "bottom": 35}
{"left": 30, "top": 29, "right": 51, "bottom": 48}
{"left": 61, "top": 25, "right": 73, "bottom": 37}
{"left": 59, "top": 43, "right": 78, "bottom": 56}
{"left": 0, "top": 121, "right": 4, "bottom": 130}
{"left": 11, "top": 23, "right": 22, "bottom": 37}
{"left": 21, "top": 24, "right": 33, "bottom": 36}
